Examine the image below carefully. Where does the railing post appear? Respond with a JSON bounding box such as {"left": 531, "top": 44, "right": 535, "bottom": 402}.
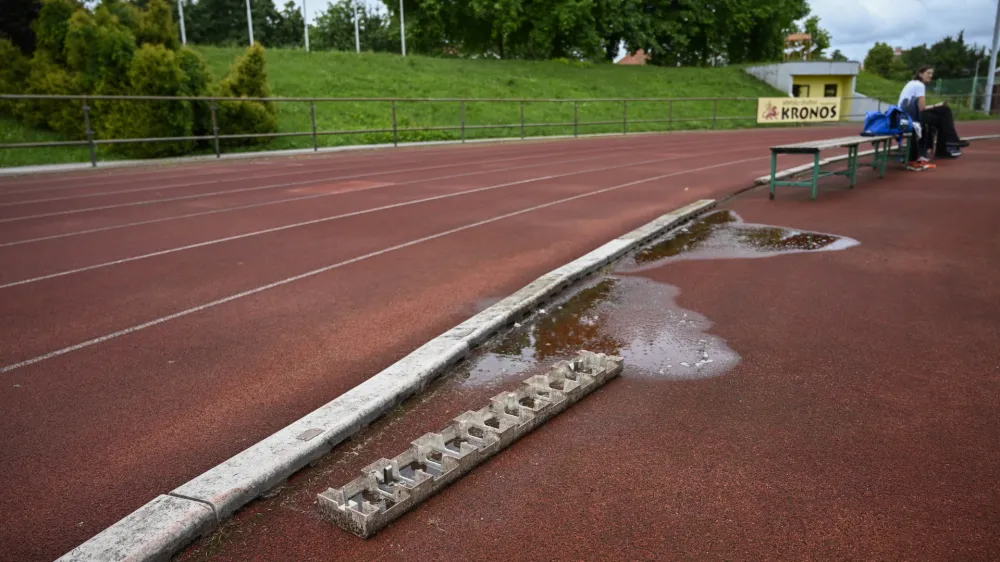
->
{"left": 623, "top": 100, "right": 627, "bottom": 134}
{"left": 391, "top": 100, "right": 398, "bottom": 147}
{"left": 712, "top": 99, "right": 718, "bottom": 129}
{"left": 82, "top": 98, "right": 97, "bottom": 167}
{"left": 520, "top": 101, "right": 525, "bottom": 140}
{"left": 574, "top": 102, "right": 579, "bottom": 137}
{"left": 461, "top": 100, "right": 466, "bottom": 143}
{"left": 310, "top": 102, "right": 318, "bottom": 151}
{"left": 668, "top": 100, "right": 673, "bottom": 131}
{"left": 210, "top": 101, "right": 220, "bottom": 158}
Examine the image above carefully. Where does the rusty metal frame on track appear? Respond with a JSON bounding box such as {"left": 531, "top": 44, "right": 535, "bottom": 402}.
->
{"left": 1, "top": 93, "right": 984, "bottom": 169}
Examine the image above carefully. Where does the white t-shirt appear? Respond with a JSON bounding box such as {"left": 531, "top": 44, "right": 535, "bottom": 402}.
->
{"left": 898, "top": 80, "right": 926, "bottom": 106}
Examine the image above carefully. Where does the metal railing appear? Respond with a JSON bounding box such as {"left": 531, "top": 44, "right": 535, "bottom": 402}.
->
{"left": 0, "top": 93, "right": 989, "bottom": 167}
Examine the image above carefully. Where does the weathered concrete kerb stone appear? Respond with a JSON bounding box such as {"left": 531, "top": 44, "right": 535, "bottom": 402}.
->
{"left": 318, "top": 350, "right": 624, "bottom": 538}
{"left": 56, "top": 200, "right": 712, "bottom": 562}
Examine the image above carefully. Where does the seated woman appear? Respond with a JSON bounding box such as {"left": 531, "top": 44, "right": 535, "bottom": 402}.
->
{"left": 898, "top": 65, "right": 970, "bottom": 165}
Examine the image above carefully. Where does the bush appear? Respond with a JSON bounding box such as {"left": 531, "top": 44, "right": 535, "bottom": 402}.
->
{"left": 136, "top": 0, "right": 179, "bottom": 50}
{"left": 215, "top": 44, "right": 278, "bottom": 144}
{"left": 15, "top": 54, "right": 85, "bottom": 137}
{"left": 99, "top": 44, "right": 193, "bottom": 157}
{"left": 102, "top": 0, "right": 142, "bottom": 35}
{"left": 176, "top": 46, "right": 213, "bottom": 137}
{"left": 0, "top": 38, "right": 32, "bottom": 107}
{"left": 34, "top": 0, "right": 78, "bottom": 64}
{"left": 66, "top": 7, "right": 135, "bottom": 91}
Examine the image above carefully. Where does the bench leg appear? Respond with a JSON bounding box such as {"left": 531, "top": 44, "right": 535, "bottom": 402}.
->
{"left": 848, "top": 145, "right": 858, "bottom": 188}
{"left": 879, "top": 139, "right": 889, "bottom": 177}
{"left": 769, "top": 151, "right": 777, "bottom": 200}
{"left": 811, "top": 152, "right": 820, "bottom": 200}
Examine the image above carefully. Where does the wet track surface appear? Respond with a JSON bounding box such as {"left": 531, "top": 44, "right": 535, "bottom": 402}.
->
{"left": 1, "top": 125, "right": 998, "bottom": 560}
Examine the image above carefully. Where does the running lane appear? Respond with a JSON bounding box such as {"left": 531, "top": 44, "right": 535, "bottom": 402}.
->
{"left": 176, "top": 140, "right": 1000, "bottom": 562}
{"left": 1, "top": 124, "right": 997, "bottom": 562}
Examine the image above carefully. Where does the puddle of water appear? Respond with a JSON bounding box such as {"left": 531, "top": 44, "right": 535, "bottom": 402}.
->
{"left": 453, "top": 275, "right": 738, "bottom": 387}
{"left": 451, "top": 209, "right": 859, "bottom": 388}
{"left": 624, "top": 210, "right": 858, "bottom": 272}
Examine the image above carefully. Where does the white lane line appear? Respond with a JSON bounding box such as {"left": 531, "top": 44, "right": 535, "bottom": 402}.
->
{"left": 0, "top": 139, "right": 705, "bottom": 248}
{"left": 0, "top": 133, "right": 683, "bottom": 198}
{"left": 0, "top": 155, "right": 762, "bottom": 374}
{"left": 0, "top": 134, "right": 706, "bottom": 223}
{"left": 0, "top": 148, "right": 760, "bottom": 288}
{"left": 0, "top": 144, "right": 606, "bottom": 207}
{"left": 0, "top": 132, "right": 689, "bottom": 193}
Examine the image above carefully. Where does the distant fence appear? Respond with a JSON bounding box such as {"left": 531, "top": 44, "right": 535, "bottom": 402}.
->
{"left": 0, "top": 93, "right": 990, "bottom": 167}
{"left": 931, "top": 78, "right": 997, "bottom": 112}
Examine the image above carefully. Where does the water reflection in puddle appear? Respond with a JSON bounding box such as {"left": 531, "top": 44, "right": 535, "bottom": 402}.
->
{"left": 453, "top": 209, "right": 858, "bottom": 388}
{"left": 456, "top": 276, "right": 738, "bottom": 386}
{"left": 623, "top": 209, "right": 858, "bottom": 271}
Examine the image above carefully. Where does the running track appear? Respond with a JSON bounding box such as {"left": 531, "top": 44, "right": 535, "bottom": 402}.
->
{"left": 1, "top": 123, "right": 996, "bottom": 562}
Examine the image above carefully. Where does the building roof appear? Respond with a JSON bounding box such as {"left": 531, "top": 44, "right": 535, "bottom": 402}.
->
{"left": 786, "top": 33, "right": 812, "bottom": 43}
{"left": 617, "top": 49, "right": 651, "bottom": 65}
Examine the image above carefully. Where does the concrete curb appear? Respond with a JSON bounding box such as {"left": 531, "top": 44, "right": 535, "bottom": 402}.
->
{"left": 57, "top": 199, "right": 716, "bottom": 562}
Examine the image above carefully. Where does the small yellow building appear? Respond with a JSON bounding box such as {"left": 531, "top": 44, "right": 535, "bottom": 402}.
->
{"left": 745, "top": 61, "right": 863, "bottom": 121}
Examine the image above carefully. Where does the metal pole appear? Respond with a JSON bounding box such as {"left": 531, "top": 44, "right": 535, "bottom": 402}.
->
{"left": 210, "top": 102, "right": 221, "bottom": 157}
{"left": 972, "top": 60, "right": 980, "bottom": 109}
{"left": 622, "top": 100, "right": 627, "bottom": 134}
{"left": 177, "top": 0, "right": 187, "bottom": 45}
{"left": 310, "top": 102, "right": 318, "bottom": 150}
{"left": 354, "top": 2, "right": 360, "bottom": 53}
{"left": 668, "top": 100, "right": 673, "bottom": 131}
{"left": 460, "top": 100, "right": 465, "bottom": 143}
{"left": 392, "top": 100, "right": 398, "bottom": 146}
{"left": 303, "top": 0, "right": 309, "bottom": 52}
{"left": 246, "top": 0, "right": 254, "bottom": 45}
{"left": 573, "top": 102, "right": 578, "bottom": 137}
{"left": 712, "top": 99, "right": 718, "bottom": 129}
{"left": 520, "top": 101, "right": 525, "bottom": 139}
{"left": 82, "top": 99, "right": 96, "bottom": 167}
{"left": 399, "top": 0, "right": 406, "bottom": 56}
{"left": 985, "top": 0, "right": 1000, "bottom": 114}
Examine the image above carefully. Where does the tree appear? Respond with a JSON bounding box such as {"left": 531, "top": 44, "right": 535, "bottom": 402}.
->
{"left": 271, "top": 1, "right": 304, "bottom": 47}
{"left": 182, "top": 0, "right": 283, "bottom": 46}
{"left": 864, "top": 42, "right": 894, "bottom": 78}
{"left": 314, "top": 0, "right": 391, "bottom": 52}
{"left": 829, "top": 49, "right": 847, "bottom": 62}
{"left": 802, "top": 15, "right": 830, "bottom": 59}
{"left": 1, "top": 0, "right": 42, "bottom": 54}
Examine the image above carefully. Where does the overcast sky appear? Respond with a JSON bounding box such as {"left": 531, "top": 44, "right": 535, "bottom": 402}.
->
{"left": 812, "top": 0, "right": 999, "bottom": 60}
{"left": 295, "top": 0, "right": 998, "bottom": 63}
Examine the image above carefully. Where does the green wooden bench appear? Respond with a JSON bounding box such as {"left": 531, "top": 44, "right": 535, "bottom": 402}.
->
{"left": 769, "top": 135, "right": 895, "bottom": 200}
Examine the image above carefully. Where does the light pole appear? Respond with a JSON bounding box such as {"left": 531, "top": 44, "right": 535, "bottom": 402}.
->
{"left": 399, "top": 0, "right": 406, "bottom": 56}
{"left": 985, "top": 0, "right": 999, "bottom": 114}
{"left": 246, "top": 0, "right": 255, "bottom": 46}
{"left": 303, "top": 0, "right": 310, "bottom": 52}
{"left": 355, "top": 2, "right": 360, "bottom": 53}
{"left": 177, "top": 0, "right": 187, "bottom": 45}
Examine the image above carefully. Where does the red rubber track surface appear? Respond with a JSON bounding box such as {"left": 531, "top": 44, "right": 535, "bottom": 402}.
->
{"left": 1, "top": 124, "right": 996, "bottom": 562}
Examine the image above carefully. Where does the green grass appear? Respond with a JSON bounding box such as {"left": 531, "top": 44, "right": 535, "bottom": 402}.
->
{"left": 196, "top": 46, "right": 784, "bottom": 150}
{"left": 3, "top": 49, "right": 994, "bottom": 168}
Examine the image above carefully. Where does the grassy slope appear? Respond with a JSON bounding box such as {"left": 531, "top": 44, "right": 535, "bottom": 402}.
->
{"left": 4, "top": 49, "right": 993, "bottom": 167}
{"left": 197, "top": 46, "right": 782, "bottom": 150}
{"left": 2, "top": 48, "right": 782, "bottom": 167}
